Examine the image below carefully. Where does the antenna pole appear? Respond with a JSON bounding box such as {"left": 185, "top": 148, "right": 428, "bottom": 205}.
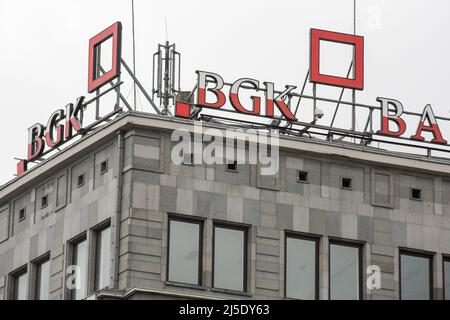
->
{"left": 132, "top": 0, "right": 137, "bottom": 111}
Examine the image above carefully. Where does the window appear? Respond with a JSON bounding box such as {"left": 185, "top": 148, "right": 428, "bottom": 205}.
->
{"left": 77, "top": 173, "right": 85, "bottom": 188}
{"left": 11, "top": 269, "right": 28, "bottom": 300}
{"left": 41, "top": 195, "right": 48, "bottom": 208}
{"left": 444, "top": 256, "right": 450, "bottom": 300}
{"left": 182, "top": 152, "right": 194, "bottom": 166}
{"left": 100, "top": 160, "right": 108, "bottom": 175}
{"left": 226, "top": 161, "right": 238, "bottom": 172}
{"left": 285, "top": 234, "right": 319, "bottom": 300}
{"left": 18, "top": 208, "right": 26, "bottom": 221}
{"left": 297, "top": 170, "right": 309, "bottom": 183}
{"left": 70, "top": 237, "right": 87, "bottom": 300}
{"left": 341, "top": 177, "right": 352, "bottom": 189}
{"left": 213, "top": 225, "right": 247, "bottom": 292}
{"left": 35, "top": 258, "right": 50, "bottom": 300}
{"left": 329, "top": 241, "right": 362, "bottom": 300}
{"left": 410, "top": 188, "right": 422, "bottom": 200}
{"left": 95, "top": 225, "right": 111, "bottom": 291}
{"left": 168, "top": 218, "right": 202, "bottom": 285}
{"left": 400, "top": 250, "right": 433, "bottom": 300}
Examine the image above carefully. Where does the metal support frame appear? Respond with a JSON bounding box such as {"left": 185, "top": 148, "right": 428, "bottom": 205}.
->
{"left": 121, "top": 58, "right": 162, "bottom": 115}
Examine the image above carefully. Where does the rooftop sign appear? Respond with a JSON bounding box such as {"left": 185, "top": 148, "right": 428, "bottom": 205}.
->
{"left": 14, "top": 22, "right": 450, "bottom": 177}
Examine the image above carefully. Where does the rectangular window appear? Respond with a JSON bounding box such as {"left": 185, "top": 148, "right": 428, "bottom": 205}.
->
{"left": 70, "top": 237, "right": 87, "bottom": 300}
{"left": 213, "top": 224, "right": 247, "bottom": 292}
{"left": 285, "top": 234, "right": 319, "bottom": 300}
{"left": 341, "top": 177, "right": 352, "bottom": 189}
{"left": 297, "top": 170, "right": 309, "bottom": 183}
{"left": 95, "top": 225, "right": 111, "bottom": 291}
{"left": 444, "top": 256, "right": 450, "bottom": 300}
{"left": 35, "top": 258, "right": 50, "bottom": 300}
{"left": 226, "top": 161, "right": 238, "bottom": 172}
{"left": 329, "top": 241, "right": 362, "bottom": 300}
{"left": 18, "top": 208, "right": 26, "bottom": 221}
{"left": 168, "top": 218, "right": 202, "bottom": 286}
{"left": 12, "top": 269, "right": 28, "bottom": 300}
{"left": 400, "top": 250, "right": 433, "bottom": 300}
{"left": 77, "top": 174, "right": 85, "bottom": 188}
{"left": 410, "top": 188, "right": 422, "bottom": 200}
{"left": 100, "top": 160, "right": 108, "bottom": 175}
{"left": 41, "top": 195, "right": 48, "bottom": 208}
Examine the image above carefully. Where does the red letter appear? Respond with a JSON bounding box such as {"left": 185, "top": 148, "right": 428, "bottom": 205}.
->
{"left": 45, "top": 109, "right": 64, "bottom": 148}
{"left": 196, "top": 71, "right": 226, "bottom": 108}
{"left": 27, "top": 123, "right": 45, "bottom": 161}
{"left": 229, "top": 78, "right": 261, "bottom": 115}
{"left": 65, "top": 97, "right": 85, "bottom": 139}
{"left": 411, "top": 104, "right": 447, "bottom": 144}
{"left": 376, "top": 97, "right": 407, "bottom": 137}
{"left": 264, "top": 82, "right": 298, "bottom": 121}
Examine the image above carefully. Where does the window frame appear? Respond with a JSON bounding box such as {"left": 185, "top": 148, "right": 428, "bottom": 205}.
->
{"left": 444, "top": 254, "right": 450, "bottom": 300}
{"left": 226, "top": 161, "right": 238, "bottom": 173}
{"left": 93, "top": 221, "right": 112, "bottom": 292}
{"left": 67, "top": 233, "right": 88, "bottom": 300}
{"left": 32, "top": 253, "right": 51, "bottom": 300}
{"left": 100, "top": 159, "right": 108, "bottom": 175}
{"left": 40, "top": 195, "right": 48, "bottom": 209}
{"left": 341, "top": 177, "right": 353, "bottom": 190}
{"left": 399, "top": 248, "right": 434, "bottom": 300}
{"left": 166, "top": 214, "right": 204, "bottom": 287}
{"left": 18, "top": 207, "right": 26, "bottom": 222}
{"left": 410, "top": 188, "right": 423, "bottom": 201}
{"left": 212, "top": 221, "right": 249, "bottom": 293}
{"left": 328, "top": 238, "right": 363, "bottom": 300}
{"left": 9, "top": 266, "right": 28, "bottom": 300}
{"left": 297, "top": 170, "right": 310, "bottom": 183}
{"left": 284, "top": 231, "right": 320, "bottom": 300}
{"left": 77, "top": 173, "right": 85, "bottom": 188}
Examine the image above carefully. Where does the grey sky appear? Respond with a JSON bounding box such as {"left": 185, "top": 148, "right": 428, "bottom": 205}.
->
{"left": 1, "top": 0, "right": 450, "bottom": 185}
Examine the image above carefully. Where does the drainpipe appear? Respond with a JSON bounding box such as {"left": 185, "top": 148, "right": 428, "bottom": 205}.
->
{"left": 112, "top": 130, "right": 125, "bottom": 289}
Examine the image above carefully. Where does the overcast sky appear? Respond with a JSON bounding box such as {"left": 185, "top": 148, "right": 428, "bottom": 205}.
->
{"left": 1, "top": 0, "right": 450, "bottom": 185}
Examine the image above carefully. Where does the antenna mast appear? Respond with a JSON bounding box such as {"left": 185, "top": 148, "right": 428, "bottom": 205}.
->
{"left": 152, "top": 35, "right": 181, "bottom": 115}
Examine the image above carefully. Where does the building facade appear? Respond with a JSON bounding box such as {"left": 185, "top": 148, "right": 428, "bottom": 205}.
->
{"left": 0, "top": 112, "right": 450, "bottom": 300}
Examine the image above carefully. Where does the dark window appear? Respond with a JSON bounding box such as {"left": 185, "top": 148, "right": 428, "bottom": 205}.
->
{"left": 226, "top": 161, "right": 238, "bottom": 172}
{"left": 35, "top": 258, "right": 50, "bottom": 300}
{"left": 70, "top": 237, "right": 87, "bottom": 300}
{"left": 213, "top": 224, "right": 247, "bottom": 292}
{"left": 329, "top": 241, "right": 362, "bottom": 300}
{"left": 168, "top": 218, "right": 202, "bottom": 285}
{"left": 100, "top": 160, "right": 108, "bottom": 175}
{"left": 41, "top": 195, "right": 48, "bottom": 208}
{"left": 297, "top": 171, "right": 309, "bottom": 182}
{"left": 11, "top": 269, "right": 28, "bottom": 300}
{"left": 285, "top": 234, "right": 318, "bottom": 299}
{"left": 400, "top": 250, "right": 433, "bottom": 300}
{"left": 95, "top": 225, "right": 111, "bottom": 291}
{"left": 18, "top": 208, "right": 26, "bottom": 221}
{"left": 444, "top": 256, "right": 450, "bottom": 300}
{"left": 341, "top": 177, "right": 352, "bottom": 189}
{"left": 411, "top": 188, "right": 422, "bottom": 200}
{"left": 77, "top": 174, "right": 85, "bottom": 188}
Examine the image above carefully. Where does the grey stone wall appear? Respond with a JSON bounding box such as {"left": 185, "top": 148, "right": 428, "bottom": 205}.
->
{"left": 1, "top": 121, "right": 450, "bottom": 300}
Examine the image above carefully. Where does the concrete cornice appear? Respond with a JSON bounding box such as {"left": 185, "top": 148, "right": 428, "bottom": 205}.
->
{"left": 1, "top": 111, "right": 450, "bottom": 203}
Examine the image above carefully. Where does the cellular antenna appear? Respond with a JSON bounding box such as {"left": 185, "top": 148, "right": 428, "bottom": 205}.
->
{"left": 152, "top": 36, "right": 181, "bottom": 115}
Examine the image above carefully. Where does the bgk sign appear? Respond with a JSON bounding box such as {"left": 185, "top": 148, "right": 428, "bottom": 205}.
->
{"left": 175, "top": 28, "right": 447, "bottom": 146}
{"left": 16, "top": 24, "right": 449, "bottom": 177}
{"left": 18, "top": 22, "right": 122, "bottom": 176}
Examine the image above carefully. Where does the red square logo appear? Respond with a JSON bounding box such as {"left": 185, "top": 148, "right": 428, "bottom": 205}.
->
{"left": 175, "top": 101, "right": 191, "bottom": 118}
{"left": 310, "top": 28, "right": 364, "bottom": 90}
{"left": 88, "top": 22, "right": 122, "bottom": 93}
